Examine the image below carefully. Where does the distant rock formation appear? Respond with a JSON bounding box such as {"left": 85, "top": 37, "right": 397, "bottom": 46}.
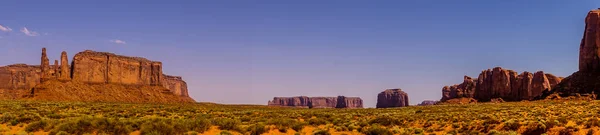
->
{"left": 417, "top": 100, "right": 438, "bottom": 106}
{"left": 442, "top": 67, "right": 562, "bottom": 102}
{"left": 268, "top": 96, "right": 363, "bottom": 108}
{"left": 0, "top": 48, "right": 193, "bottom": 102}
{"left": 376, "top": 89, "right": 409, "bottom": 108}
{"left": 550, "top": 9, "right": 600, "bottom": 98}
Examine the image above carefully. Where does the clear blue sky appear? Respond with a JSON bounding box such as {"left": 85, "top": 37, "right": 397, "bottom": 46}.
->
{"left": 0, "top": 1, "right": 599, "bottom": 107}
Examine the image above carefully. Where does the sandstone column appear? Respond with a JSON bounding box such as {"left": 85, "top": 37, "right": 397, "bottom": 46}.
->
{"left": 60, "top": 51, "right": 70, "bottom": 80}
{"left": 579, "top": 9, "right": 600, "bottom": 71}
{"left": 54, "top": 60, "right": 59, "bottom": 78}
{"left": 40, "top": 48, "right": 50, "bottom": 82}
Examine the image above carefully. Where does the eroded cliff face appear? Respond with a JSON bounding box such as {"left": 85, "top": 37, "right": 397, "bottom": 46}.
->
{"left": 0, "top": 64, "right": 42, "bottom": 90}
{"left": 551, "top": 9, "right": 600, "bottom": 98}
{"left": 442, "top": 67, "right": 561, "bottom": 102}
{"left": 71, "top": 50, "right": 164, "bottom": 85}
{"left": 579, "top": 9, "right": 600, "bottom": 72}
{"left": 0, "top": 48, "right": 193, "bottom": 102}
{"left": 162, "top": 75, "right": 189, "bottom": 97}
{"left": 376, "top": 89, "right": 409, "bottom": 108}
{"left": 268, "top": 96, "right": 363, "bottom": 108}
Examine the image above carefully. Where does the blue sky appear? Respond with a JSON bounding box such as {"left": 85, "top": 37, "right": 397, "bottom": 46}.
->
{"left": 0, "top": 1, "right": 599, "bottom": 107}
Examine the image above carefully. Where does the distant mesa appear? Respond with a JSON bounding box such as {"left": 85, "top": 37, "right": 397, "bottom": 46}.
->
{"left": 0, "top": 48, "right": 193, "bottom": 103}
{"left": 441, "top": 67, "right": 562, "bottom": 102}
{"left": 548, "top": 9, "right": 600, "bottom": 99}
{"left": 268, "top": 96, "right": 363, "bottom": 108}
{"left": 417, "top": 100, "right": 438, "bottom": 106}
{"left": 376, "top": 89, "right": 409, "bottom": 108}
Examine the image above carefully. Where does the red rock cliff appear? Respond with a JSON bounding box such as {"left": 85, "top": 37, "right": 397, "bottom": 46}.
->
{"left": 161, "top": 75, "right": 189, "bottom": 97}
{"left": 442, "top": 67, "right": 561, "bottom": 102}
{"left": 550, "top": 9, "right": 600, "bottom": 98}
{"left": 71, "top": 50, "right": 163, "bottom": 85}
{"left": 579, "top": 9, "right": 600, "bottom": 72}
{"left": 268, "top": 96, "right": 363, "bottom": 108}
{"left": 0, "top": 48, "right": 193, "bottom": 102}
{"left": 376, "top": 89, "right": 409, "bottom": 108}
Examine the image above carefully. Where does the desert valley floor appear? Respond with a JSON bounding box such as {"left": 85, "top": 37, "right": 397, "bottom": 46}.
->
{"left": 0, "top": 100, "right": 597, "bottom": 135}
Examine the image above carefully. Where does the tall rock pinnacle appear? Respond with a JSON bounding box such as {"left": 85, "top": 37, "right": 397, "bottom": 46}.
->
{"left": 40, "top": 48, "right": 50, "bottom": 82}
{"left": 60, "top": 51, "right": 70, "bottom": 80}
{"left": 53, "top": 60, "right": 59, "bottom": 78}
{"left": 579, "top": 9, "right": 600, "bottom": 71}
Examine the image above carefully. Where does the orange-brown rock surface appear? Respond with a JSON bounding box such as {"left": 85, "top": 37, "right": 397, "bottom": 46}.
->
{"left": 0, "top": 48, "right": 193, "bottom": 103}
{"left": 71, "top": 50, "right": 163, "bottom": 85}
{"left": 579, "top": 9, "right": 600, "bottom": 72}
{"left": 549, "top": 9, "right": 600, "bottom": 99}
{"left": 59, "top": 51, "right": 70, "bottom": 80}
{"left": 268, "top": 96, "right": 363, "bottom": 108}
{"left": 161, "top": 75, "right": 189, "bottom": 97}
{"left": 376, "top": 89, "right": 409, "bottom": 108}
{"left": 442, "top": 67, "right": 561, "bottom": 102}
{"left": 0, "top": 64, "right": 41, "bottom": 90}
{"left": 336, "top": 96, "right": 363, "bottom": 108}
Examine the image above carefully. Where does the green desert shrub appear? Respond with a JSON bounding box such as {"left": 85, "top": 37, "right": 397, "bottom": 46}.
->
{"left": 313, "top": 129, "right": 331, "bottom": 135}
{"left": 186, "top": 119, "right": 211, "bottom": 133}
{"left": 247, "top": 123, "right": 267, "bottom": 135}
{"left": 291, "top": 122, "right": 307, "bottom": 132}
{"left": 362, "top": 126, "right": 393, "bottom": 135}
{"left": 211, "top": 118, "right": 242, "bottom": 132}
{"left": 369, "top": 115, "right": 400, "bottom": 126}
{"left": 139, "top": 119, "right": 177, "bottom": 135}
{"left": 308, "top": 118, "right": 327, "bottom": 126}
{"left": 25, "top": 120, "right": 48, "bottom": 132}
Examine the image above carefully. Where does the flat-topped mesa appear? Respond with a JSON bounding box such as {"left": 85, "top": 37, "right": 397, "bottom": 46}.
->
{"left": 441, "top": 67, "right": 561, "bottom": 102}
{"left": 376, "top": 89, "right": 409, "bottom": 108}
{"left": 71, "top": 50, "right": 163, "bottom": 86}
{"left": 268, "top": 96, "right": 363, "bottom": 108}
{"left": 336, "top": 96, "right": 363, "bottom": 108}
{"left": 579, "top": 9, "right": 600, "bottom": 72}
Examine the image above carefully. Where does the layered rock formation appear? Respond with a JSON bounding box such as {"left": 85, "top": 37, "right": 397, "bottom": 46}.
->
{"left": 336, "top": 96, "right": 363, "bottom": 108}
{"left": 0, "top": 64, "right": 42, "bottom": 90}
{"left": 376, "top": 89, "right": 409, "bottom": 108}
{"left": 161, "top": 75, "right": 189, "bottom": 97}
{"left": 268, "top": 96, "right": 363, "bottom": 108}
{"left": 0, "top": 48, "right": 193, "bottom": 102}
{"left": 71, "top": 50, "right": 163, "bottom": 85}
{"left": 550, "top": 9, "right": 600, "bottom": 98}
{"left": 442, "top": 67, "right": 562, "bottom": 102}
{"left": 417, "top": 100, "right": 438, "bottom": 106}
{"left": 579, "top": 9, "right": 600, "bottom": 72}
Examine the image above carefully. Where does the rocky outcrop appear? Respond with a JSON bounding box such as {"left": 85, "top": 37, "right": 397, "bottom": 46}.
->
{"left": 442, "top": 67, "right": 561, "bottom": 102}
{"left": 268, "top": 96, "right": 311, "bottom": 108}
{"left": 59, "top": 51, "right": 70, "bottom": 80}
{"left": 40, "top": 48, "right": 50, "bottom": 82}
{"left": 71, "top": 50, "right": 163, "bottom": 85}
{"left": 0, "top": 64, "right": 41, "bottom": 90}
{"left": 376, "top": 89, "right": 409, "bottom": 108}
{"left": 336, "top": 96, "right": 363, "bottom": 108}
{"left": 579, "top": 9, "right": 600, "bottom": 72}
{"left": 417, "top": 100, "right": 438, "bottom": 106}
{"left": 268, "top": 96, "right": 363, "bottom": 108}
{"left": 0, "top": 48, "right": 193, "bottom": 103}
{"left": 309, "top": 97, "right": 337, "bottom": 108}
{"left": 548, "top": 9, "right": 600, "bottom": 99}
{"left": 161, "top": 75, "right": 189, "bottom": 97}
{"left": 441, "top": 76, "right": 476, "bottom": 101}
